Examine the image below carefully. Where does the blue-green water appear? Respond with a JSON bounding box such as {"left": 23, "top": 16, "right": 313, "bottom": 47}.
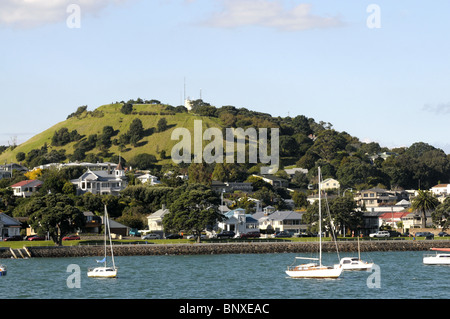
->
{"left": 0, "top": 251, "right": 448, "bottom": 299}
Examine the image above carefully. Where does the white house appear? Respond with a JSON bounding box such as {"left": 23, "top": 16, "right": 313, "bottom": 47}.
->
{"left": 254, "top": 210, "right": 305, "bottom": 234}
{"left": 0, "top": 212, "right": 22, "bottom": 239}
{"left": 320, "top": 178, "right": 340, "bottom": 191}
{"left": 218, "top": 208, "right": 259, "bottom": 236}
{"left": 10, "top": 179, "right": 43, "bottom": 197}
{"left": 430, "top": 184, "right": 450, "bottom": 197}
{"left": 137, "top": 173, "right": 161, "bottom": 186}
{"left": 70, "top": 163, "right": 127, "bottom": 196}
{"left": 146, "top": 205, "right": 170, "bottom": 234}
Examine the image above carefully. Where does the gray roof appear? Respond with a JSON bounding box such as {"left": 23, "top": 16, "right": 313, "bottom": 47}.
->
{"left": 253, "top": 210, "right": 303, "bottom": 221}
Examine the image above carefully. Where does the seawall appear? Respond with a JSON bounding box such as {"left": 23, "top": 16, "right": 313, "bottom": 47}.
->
{"left": 1, "top": 240, "right": 449, "bottom": 259}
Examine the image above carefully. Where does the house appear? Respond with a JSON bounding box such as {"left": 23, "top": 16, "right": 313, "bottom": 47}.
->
{"left": 0, "top": 212, "right": 22, "bottom": 239}
{"left": 0, "top": 163, "right": 28, "bottom": 173}
{"left": 401, "top": 211, "right": 434, "bottom": 230}
{"left": 82, "top": 212, "right": 102, "bottom": 234}
{"left": 284, "top": 168, "right": 308, "bottom": 177}
{"left": 0, "top": 169, "right": 11, "bottom": 180}
{"left": 211, "top": 181, "right": 253, "bottom": 193}
{"left": 430, "top": 184, "right": 450, "bottom": 198}
{"left": 320, "top": 178, "right": 340, "bottom": 191}
{"left": 146, "top": 205, "right": 170, "bottom": 235}
{"left": 253, "top": 210, "right": 305, "bottom": 234}
{"left": 10, "top": 179, "right": 43, "bottom": 197}
{"left": 217, "top": 208, "right": 259, "bottom": 236}
{"left": 354, "top": 188, "right": 409, "bottom": 208}
{"left": 252, "top": 174, "right": 289, "bottom": 188}
{"left": 137, "top": 173, "right": 161, "bottom": 186}
{"left": 379, "top": 211, "right": 411, "bottom": 230}
{"left": 70, "top": 163, "right": 127, "bottom": 196}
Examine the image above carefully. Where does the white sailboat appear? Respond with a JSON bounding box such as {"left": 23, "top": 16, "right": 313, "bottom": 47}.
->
{"left": 340, "top": 236, "right": 374, "bottom": 271}
{"left": 423, "top": 248, "right": 450, "bottom": 265}
{"left": 87, "top": 205, "right": 118, "bottom": 278}
{"left": 286, "top": 167, "right": 343, "bottom": 279}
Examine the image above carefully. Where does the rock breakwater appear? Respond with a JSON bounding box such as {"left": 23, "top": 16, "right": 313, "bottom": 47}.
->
{"left": 1, "top": 240, "right": 449, "bottom": 259}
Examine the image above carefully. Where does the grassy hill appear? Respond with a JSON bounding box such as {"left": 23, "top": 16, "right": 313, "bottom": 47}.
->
{"left": 0, "top": 103, "right": 224, "bottom": 166}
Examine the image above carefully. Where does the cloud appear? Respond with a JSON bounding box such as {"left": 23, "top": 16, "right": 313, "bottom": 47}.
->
{"left": 422, "top": 103, "right": 450, "bottom": 115}
{"left": 0, "top": 0, "right": 132, "bottom": 29}
{"left": 202, "top": 0, "right": 344, "bottom": 31}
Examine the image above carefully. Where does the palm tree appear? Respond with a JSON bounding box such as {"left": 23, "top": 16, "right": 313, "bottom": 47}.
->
{"left": 412, "top": 190, "right": 439, "bottom": 228}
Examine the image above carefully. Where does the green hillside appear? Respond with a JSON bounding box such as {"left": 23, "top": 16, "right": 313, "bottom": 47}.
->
{"left": 0, "top": 102, "right": 224, "bottom": 166}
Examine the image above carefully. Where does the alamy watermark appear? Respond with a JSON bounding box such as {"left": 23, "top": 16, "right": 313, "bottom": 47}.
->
{"left": 171, "top": 120, "right": 279, "bottom": 174}
{"left": 66, "top": 4, "right": 81, "bottom": 29}
{"left": 367, "top": 4, "right": 381, "bottom": 29}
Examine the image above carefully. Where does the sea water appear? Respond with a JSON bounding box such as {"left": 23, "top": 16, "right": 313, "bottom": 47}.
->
{"left": 0, "top": 251, "right": 448, "bottom": 299}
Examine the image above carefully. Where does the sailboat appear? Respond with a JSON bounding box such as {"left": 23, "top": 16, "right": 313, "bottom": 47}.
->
{"left": 286, "top": 167, "right": 343, "bottom": 279}
{"left": 340, "top": 236, "right": 374, "bottom": 270}
{"left": 87, "top": 205, "right": 118, "bottom": 278}
{"left": 423, "top": 248, "right": 450, "bottom": 265}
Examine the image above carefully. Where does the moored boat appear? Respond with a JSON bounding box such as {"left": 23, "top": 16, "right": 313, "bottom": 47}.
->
{"left": 285, "top": 167, "right": 343, "bottom": 279}
{"left": 423, "top": 248, "right": 450, "bottom": 265}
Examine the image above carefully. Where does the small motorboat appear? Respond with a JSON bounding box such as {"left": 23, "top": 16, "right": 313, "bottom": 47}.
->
{"left": 423, "top": 248, "right": 450, "bottom": 265}
{"left": 340, "top": 257, "right": 374, "bottom": 270}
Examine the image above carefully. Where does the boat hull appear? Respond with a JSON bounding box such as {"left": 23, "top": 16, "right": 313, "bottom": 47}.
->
{"left": 87, "top": 267, "right": 118, "bottom": 278}
{"left": 340, "top": 258, "right": 374, "bottom": 271}
{"left": 423, "top": 254, "right": 450, "bottom": 265}
{"left": 286, "top": 264, "right": 342, "bottom": 278}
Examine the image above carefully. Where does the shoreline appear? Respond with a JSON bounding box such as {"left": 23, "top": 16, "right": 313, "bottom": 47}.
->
{"left": 1, "top": 240, "right": 449, "bottom": 259}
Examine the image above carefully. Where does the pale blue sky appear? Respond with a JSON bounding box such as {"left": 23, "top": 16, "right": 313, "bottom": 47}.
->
{"left": 1, "top": 0, "right": 450, "bottom": 153}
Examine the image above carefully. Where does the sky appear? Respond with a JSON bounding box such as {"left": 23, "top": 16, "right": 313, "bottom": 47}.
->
{"left": 1, "top": 0, "right": 450, "bottom": 153}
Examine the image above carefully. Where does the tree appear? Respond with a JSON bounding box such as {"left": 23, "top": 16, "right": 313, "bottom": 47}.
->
{"left": 163, "top": 184, "right": 222, "bottom": 243}
{"left": 411, "top": 190, "right": 439, "bottom": 228}
{"left": 157, "top": 117, "right": 168, "bottom": 132}
{"left": 128, "top": 153, "right": 157, "bottom": 170}
{"left": 433, "top": 197, "right": 450, "bottom": 230}
{"left": 25, "top": 194, "right": 85, "bottom": 246}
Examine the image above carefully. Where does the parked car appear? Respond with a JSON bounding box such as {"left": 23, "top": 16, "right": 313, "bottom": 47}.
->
{"left": 165, "top": 234, "right": 183, "bottom": 239}
{"left": 3, "top": 235, "right": 23, "bottom": 241}
{"left": 129, "top": 228, "right": 141, "bottom": 237}
{"left": 141, "top": 233, "right": 161, "bottom": 240}
{"left": 240, "top": 232, "right": 260, "bottom": 238}
{"left": 62, "top": 235, "right": 80, "bottom": 241}
{"left": 216, "top": 231, "right": 235, "bottom": 239}
{"left": 388, "top": 231, "right": 402, "bottom": 237}
{"left": 438, "top": 231, "right": 449, "bottom": 237}
{"left": 187, "top": 234, "right": 207, "bottom": 240}
{"left": 415, "top": 232, "right": 433, "bottom": 237}
{"left": 369, "top": 231, "right": 390, "bottom": 238}
{"left": 28, "top": 235, "right": 45, "bottom": 241}
{"left": 273, "top": 231, "right": 292, "bottom": 238}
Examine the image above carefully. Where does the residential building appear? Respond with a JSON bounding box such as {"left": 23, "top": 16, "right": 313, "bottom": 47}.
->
{"left": 0, "top": 213, "right": 22, "bottom": 239}
{"left": 218, "top": 208, "right": 259, "bottom": 236}
{"left": 211, "top": 181, "right": 253, "bottom": 193}
{"left": 146, "top": 205, "right": 170, "bottom": 235}
{"left": 320, "top": 178, "right": 340, "bottom": 191}
{"left": 284, "top": 168, "right": 308, "bottom": 177}
{"left": 0, "top": 168, "right": 11, "bottom": 180}
{"left": 253, "top": 209, "right": 305, "bottom": 234}
{"left": 137, "top": 173, "right": 161, "bottom": 186}
{"left": 252, "top": 174, "right": 289, "bottom": 188}
{"left": 82, "top": 212, "right": 102, "bottom": 234}
{"left": 70, "top": 163, "right": 127, "bottom": 196}
{"left": 10, "top": 179, "right": 43, "bottom": 197}
{"left": 355, "top": 188, "right": 409, "bottom": 208}
{"left": 430, "top": 184, "right": 450, "bottom": 202}
{"left": 0, "top": 163, "right": 28, "bottom": 173}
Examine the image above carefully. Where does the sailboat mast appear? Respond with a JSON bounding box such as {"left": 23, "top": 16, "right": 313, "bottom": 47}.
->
{"left": 104, "top": 206, "right": 107, "bottom": 268}
{"left": 106, "top": 206, "right": 116, "bottom": 270}
{"left": 318, "top": 167, "right": 322, "bottom": 267}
